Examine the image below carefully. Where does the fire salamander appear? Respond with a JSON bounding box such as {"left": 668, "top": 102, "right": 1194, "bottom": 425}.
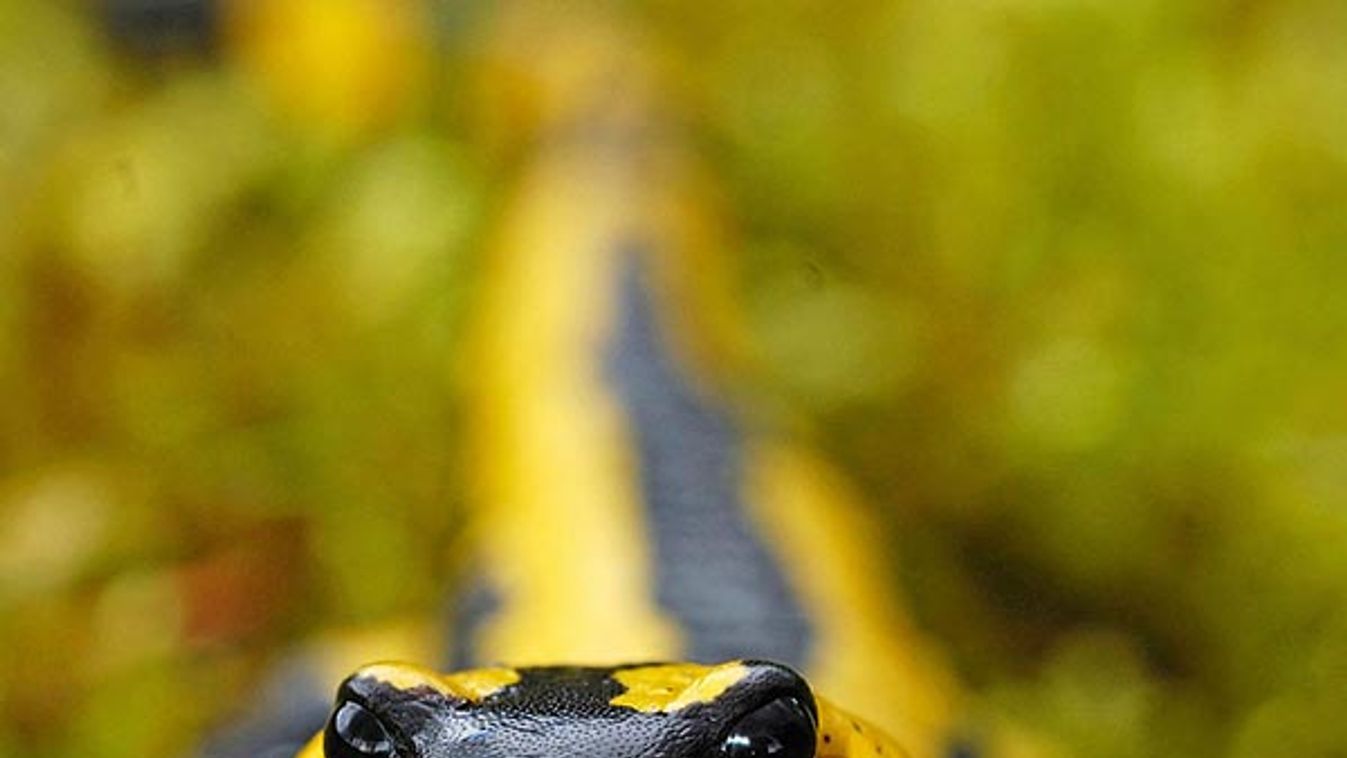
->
{"left": 298, "top": 662, "right": 907, "bottom": 758}
{"left": 201, "top": 9, "right": 1049, "bottom": 758}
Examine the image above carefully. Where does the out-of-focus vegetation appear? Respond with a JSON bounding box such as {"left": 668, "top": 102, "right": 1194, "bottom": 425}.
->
{"left": 1, "top": 1, "right": 1345, "bottom": 757}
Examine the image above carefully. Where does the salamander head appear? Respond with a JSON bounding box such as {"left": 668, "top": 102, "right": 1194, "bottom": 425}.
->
{"left": 296, "top": 660, "right": 907, "bottom": 758}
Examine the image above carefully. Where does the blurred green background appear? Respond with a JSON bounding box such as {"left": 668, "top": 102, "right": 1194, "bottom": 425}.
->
{"left": 1, "top": 1, "right": 1345, "bottom": 757}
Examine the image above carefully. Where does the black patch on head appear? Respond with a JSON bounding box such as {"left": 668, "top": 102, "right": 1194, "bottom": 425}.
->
{"left": 603, "top": 248, "right": 814, "bottom": 666}
{"left": 330, "top": 661, "right": 815, "bottom": 758}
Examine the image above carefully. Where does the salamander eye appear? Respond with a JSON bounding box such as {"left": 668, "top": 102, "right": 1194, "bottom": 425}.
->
{"left": 720, "top": 697, "right": 816, "bottom": 758}
{"left": 325, "top": 701, "right": 397, "bottom": 758}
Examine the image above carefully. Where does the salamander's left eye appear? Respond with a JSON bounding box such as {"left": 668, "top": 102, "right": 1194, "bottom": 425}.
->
{"left": 719, "top": 697, "right": 816, "bottom": 758}
{"left": 325, "top": 701, "right": 397, "bottom": 758}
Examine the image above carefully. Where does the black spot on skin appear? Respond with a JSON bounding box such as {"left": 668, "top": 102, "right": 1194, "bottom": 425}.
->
{"left": 823, "top": 734, "right": 832, "bottom": 744}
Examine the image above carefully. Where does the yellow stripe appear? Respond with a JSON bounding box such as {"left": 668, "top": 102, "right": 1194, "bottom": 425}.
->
{"left": 744, "top": 443, "right": 961, "bottom": 758}
{"left": 461, "top": 13, "right": 741, "bottom": 668}
{"left": 463, "top": 117, "right": 682, "bottom": 665}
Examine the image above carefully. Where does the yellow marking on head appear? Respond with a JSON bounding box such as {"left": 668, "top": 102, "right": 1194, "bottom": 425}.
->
{"left": 815, "top": 697, "right": 913, "bottom": 758}
{"left": 445, "top": 666, "right": 523, "bottom": 701}
{"left": 609, "top": 661, "right": 748, "bottom": 712}
{"left": 355, "top": 662, "right": 521, "bottom": 702}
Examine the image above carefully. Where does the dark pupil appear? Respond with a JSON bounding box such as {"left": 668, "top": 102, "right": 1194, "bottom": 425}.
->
{"left": 326, "top": 701, "right": 395, "bottom": 758}
{"left": 720, "top": 697, "right": 816, "bottom": 758}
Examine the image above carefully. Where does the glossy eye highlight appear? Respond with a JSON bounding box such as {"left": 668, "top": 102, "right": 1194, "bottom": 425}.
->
{"left": 719, "top": 697, "right": 816, "bottom": 758}
{"left": 325, "top": 701, "right": 397, "bottom": 758}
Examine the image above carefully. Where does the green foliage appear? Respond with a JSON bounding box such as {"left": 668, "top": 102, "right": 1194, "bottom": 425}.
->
{"left": 1, "top": 0, "right": 1345, "bottom": 755}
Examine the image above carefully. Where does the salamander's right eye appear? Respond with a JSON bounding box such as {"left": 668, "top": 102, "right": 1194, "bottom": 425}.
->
{"left": 719, "top": 696, "right": 817, "bottom": 758}
{"left": 325, "top": 701, "right": 397, "bottom": 758}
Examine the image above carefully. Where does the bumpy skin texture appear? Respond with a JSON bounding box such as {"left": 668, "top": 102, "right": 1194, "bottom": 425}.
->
{"left": 304, "top": 661, "right": 822, "bottom": 758}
